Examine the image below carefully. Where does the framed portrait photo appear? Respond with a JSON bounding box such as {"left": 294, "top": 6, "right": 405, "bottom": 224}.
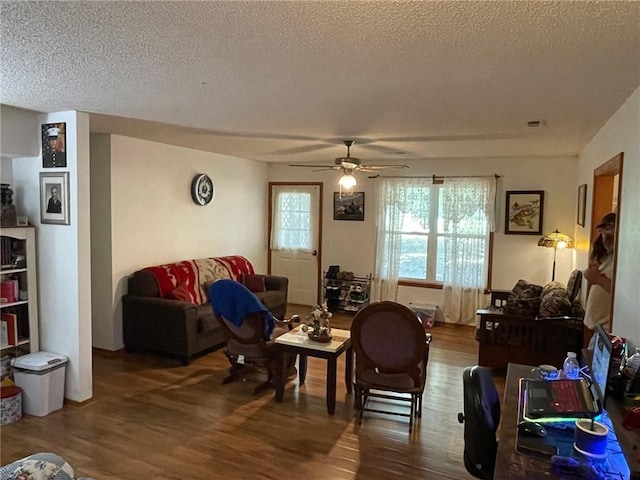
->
{"left": 334, "top": 191, "right": 365, "bottom": 221}
{"left": 40, "top": 172, "right": 70, "bottom": 225}
{"left": 577, "top": 184, "right": 587, "bottom": 227}
{"left": 505, "top": 190, "right": 544, "bottom": 235}
{"left": 41, "top": 122, "right": 67, "bottom": 168}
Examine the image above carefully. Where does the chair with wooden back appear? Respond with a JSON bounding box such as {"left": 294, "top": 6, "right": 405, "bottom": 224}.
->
{"left": 351, "top": 300, "right": 430, "bottom": 432}
{"left": 209, "top": 279, "right": 296, "bottom": 394}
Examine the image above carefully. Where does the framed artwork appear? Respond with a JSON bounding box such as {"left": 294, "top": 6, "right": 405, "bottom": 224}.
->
{"left": 577, "top": 184, "right": 587, "bottom": 227}
{"left": 334, "top": 191, "right": 365, "bottom": 221}
{"left": 40, "top": 172, "right": 70, "bottom": 225}
{"left": 41, "top": 122, "right": 67, "bottom": 168}
{"left": 505, "top": 190, "right": 544, "bottom": 235}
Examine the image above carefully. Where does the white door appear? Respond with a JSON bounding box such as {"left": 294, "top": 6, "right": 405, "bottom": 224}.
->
{"left": 269, "top": 184, "right": 321, "bottom": 307}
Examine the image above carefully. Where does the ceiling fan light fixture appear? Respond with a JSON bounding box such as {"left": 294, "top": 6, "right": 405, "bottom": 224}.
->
{"left": 339, "top": 173, "right": 357, "bottom": 189}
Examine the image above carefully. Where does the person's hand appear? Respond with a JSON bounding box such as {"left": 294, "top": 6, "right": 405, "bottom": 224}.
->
{"left": 583, "top": 263, "right": 601, "bottom": 284}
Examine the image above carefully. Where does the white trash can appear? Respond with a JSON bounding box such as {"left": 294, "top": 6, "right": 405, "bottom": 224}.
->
{"left": 11, "top": 351, "right": 68, "bottom": 417}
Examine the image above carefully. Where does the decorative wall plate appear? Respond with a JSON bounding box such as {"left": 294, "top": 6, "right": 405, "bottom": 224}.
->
{"left": 191, "top": 174, "right": 214, "bottom": 205}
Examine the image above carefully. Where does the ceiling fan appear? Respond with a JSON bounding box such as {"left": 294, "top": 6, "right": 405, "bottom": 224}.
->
{"left": 288, "top": 140, "right": 409, "bottom": 175}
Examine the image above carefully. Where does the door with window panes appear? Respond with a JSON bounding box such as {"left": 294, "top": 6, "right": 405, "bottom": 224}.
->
{"left": 269, "top": 184, "right": 321, "bottom": 307}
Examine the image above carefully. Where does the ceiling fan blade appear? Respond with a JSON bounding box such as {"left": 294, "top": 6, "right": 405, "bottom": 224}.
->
{"left": 360, "top": 165, "right": 410, "bottom": 171}
{"left": 268, "top": 144, "right": 334, "bottom": 155}
{"left": 312, "top": 167, "right": 341, "bottom": 172}
{"left": 288, "top": 164, "right": 337, "bottom": 168}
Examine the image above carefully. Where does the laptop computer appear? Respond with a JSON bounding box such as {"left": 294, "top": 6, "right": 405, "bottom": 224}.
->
{"left": 586, "top": 324, "right": 614, "bottom": 407}
{"left": 521, "top": 327, "right": 612, "bottom": 422}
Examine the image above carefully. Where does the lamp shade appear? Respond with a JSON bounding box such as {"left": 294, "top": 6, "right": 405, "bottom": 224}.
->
{"left": 537, "top": 229, "right": 574, "bottom": 249}
{"left": 338, "top": 174, "right": 357, "bottom": 189}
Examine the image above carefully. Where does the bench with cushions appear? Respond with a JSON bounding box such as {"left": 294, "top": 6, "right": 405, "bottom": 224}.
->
{"left": 476, "top": 270, "right": 584, "bottom": 369}
{"left": 123, "top": 255, "right": 288, "bottom": 365}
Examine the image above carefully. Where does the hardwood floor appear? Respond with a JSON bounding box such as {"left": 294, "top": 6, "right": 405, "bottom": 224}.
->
{"left": 1, "top": 311, "right": 504, "bottom": 479}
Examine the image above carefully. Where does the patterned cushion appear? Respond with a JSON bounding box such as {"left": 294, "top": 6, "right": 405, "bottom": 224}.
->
{"left": 242, "top": 274, "right": 266, "bottom": 293}
{"left": 538, "top": 281, "right": 572, "bottom": 317}
{"left": 566, "top": 269, "right": 583, "bottom": 303}
{"left": 168, "top": 282, "right": 192, "bottom": 302}
{"left": 504, "top": 280, "right": 543, "bottom": 316}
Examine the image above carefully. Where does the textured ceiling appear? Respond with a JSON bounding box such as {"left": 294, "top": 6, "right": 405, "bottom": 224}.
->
{"left": 2, "top": 1, "right": 639, "bottom": 164}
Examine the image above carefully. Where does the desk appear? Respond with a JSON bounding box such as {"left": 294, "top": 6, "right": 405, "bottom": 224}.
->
{"left": 495, "top": 363, "right": 636, "bottom": 480}
{"left": 274, "top": 327, "right": 352, "bottom": 414}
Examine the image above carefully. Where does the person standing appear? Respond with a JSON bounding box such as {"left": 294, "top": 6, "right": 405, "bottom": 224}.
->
{"left": 583, "top": 212, "right": 616, "bottom": 334}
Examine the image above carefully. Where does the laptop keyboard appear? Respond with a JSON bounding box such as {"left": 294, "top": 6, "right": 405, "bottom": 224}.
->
{"left": 551, "top": 380, "right": 586, "bottom": 412}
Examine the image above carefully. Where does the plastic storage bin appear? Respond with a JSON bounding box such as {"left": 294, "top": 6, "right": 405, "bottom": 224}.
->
{"left": 11, "top": 351, "right": 68, "bottom": 417}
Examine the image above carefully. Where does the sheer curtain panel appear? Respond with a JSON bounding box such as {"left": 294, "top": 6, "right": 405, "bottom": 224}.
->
{"left": 441, "top": 177, "right": 496, "bottom": 324}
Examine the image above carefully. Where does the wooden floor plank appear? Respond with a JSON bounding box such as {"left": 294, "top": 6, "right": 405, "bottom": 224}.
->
{"left": 1, "top": 310, "right": 501, "bottom": 479}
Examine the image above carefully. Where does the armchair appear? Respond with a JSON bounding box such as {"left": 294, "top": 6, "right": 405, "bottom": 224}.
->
{"left": 209, "top": 279, "right": 296, "bottom": 394}
{"left": 351, "top": 301, "right": 431, "bottom": 432}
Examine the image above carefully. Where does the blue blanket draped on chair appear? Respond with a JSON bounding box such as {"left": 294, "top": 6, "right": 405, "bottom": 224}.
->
{"left": 209, "top": 279, "right": 275, "bottom": 339}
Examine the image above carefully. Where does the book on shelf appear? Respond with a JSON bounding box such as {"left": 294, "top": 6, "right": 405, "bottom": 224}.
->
{"left": 1, "top": 320, "right": 8, "bottom": 347}
{"left": 1, "top": 312, "right": 18, "bottom": 345}
{"left": 0, "top": 279, "right": 18, "bottom": 303}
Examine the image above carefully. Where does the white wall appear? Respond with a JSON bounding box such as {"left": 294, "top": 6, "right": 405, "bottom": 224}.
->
{"left": 0, "top": 104, "right": 39, "bottom": 159}
{"left": 95, "top": 135, "right": 270, "bottom": 350}
{"left": 12, "top": 111, "right": 93, "bottom": 403}
{"left": 576, "top": 87, "right": 640, "bottom": 349}
{"left": 270, "top": 155, "right": 579, "bottom": 312}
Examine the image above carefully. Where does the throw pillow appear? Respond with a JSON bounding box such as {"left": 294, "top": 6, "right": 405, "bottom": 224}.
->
{"left": 538, "top": 281, "right": 572, "bottom": 317}
{"left": 242, "top": 274, "right": 266, "bottom": 293}
{"left": 168, "top": 282, "right": 192, "bottom": 303}
{"left": 504, "top": 279, "right": 543, "bottom": 316}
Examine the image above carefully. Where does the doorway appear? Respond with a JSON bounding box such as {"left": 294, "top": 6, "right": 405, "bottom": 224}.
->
{"left": 268, "top": 183, "right": 323, "bottom": 307}
{"left": 589, "top": 152, "right": 623, "bottom": 334}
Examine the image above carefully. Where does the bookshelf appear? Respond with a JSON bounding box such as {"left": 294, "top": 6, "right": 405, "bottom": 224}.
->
{"left": 1, "top": 227, "right": 38, "bottom": 355}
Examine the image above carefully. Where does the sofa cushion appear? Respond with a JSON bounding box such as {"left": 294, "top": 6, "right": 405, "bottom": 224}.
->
{"left": 504, "top": 280, "right": 543, "bottom": 316}
{"left": 242, "top": 273, "right": 266, "bottom": 293}
{"left": 539, "top": 281, "right": 572, "bottom": 317}
{"left": 196, "top": 304, "right": 220, "bottom": 333}
{"left": 168, "top": 282, "right": 192, "bottom": 302}
{"left": 254, "top": 290, "right": 285, "bottom": 313}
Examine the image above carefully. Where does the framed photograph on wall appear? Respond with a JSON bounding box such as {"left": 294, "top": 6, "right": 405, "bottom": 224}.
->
{"left": 41, "top": 122, "right": 67, "bottom": 168}
{"left": 334, "top": 191, "right": 365, "bottom": 221}
{"left": 577, "top": 184, "right": 587, "bottom": 227}
{"left": 40, "top": 172, "right": 70, "bottom": 225}
{"left": 505, "top": 190, "right": 544, "bottom": 235}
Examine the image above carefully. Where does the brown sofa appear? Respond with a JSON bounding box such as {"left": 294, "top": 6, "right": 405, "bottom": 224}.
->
{"left": 123, "top": 255, "right": 288, "bottom": 365}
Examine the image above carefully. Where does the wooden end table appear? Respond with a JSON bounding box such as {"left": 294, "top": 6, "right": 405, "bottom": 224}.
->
{"left": 275, "top": 326, "right": 352, "bottom": 414}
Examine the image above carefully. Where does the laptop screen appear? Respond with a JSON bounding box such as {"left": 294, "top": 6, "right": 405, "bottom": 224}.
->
{"left": 590, "top": 324, "right": 613, "bottom": 406}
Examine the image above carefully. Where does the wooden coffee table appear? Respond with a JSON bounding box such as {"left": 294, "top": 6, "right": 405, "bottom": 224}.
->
{"left": 274, "top": 326, "right": 352, "bottom": 414}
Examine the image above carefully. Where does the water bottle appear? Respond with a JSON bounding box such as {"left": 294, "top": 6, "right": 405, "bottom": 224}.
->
{"left": 627, "top": 347, "right": 640, "bottom": 373}
{"left": 562, "top": 352, "right": 580, "bottom": 379}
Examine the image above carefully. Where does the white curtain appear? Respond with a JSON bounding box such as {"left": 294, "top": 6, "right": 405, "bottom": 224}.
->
{"left": 373, "top": 177, "right": 431, "bottom": 301}
{"left": 441, "top": 177, "right": 496, "bottom": 325}
{"left": 270, "top": 186, "right": 315, "bottom": 252}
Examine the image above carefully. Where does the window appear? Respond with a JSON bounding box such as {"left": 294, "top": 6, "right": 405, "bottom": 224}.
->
{"left": 271, "top": 188, "right": 312, "bottom": 250}
{"left": 376, "top": 177, "right": 495, "bottom": 288}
